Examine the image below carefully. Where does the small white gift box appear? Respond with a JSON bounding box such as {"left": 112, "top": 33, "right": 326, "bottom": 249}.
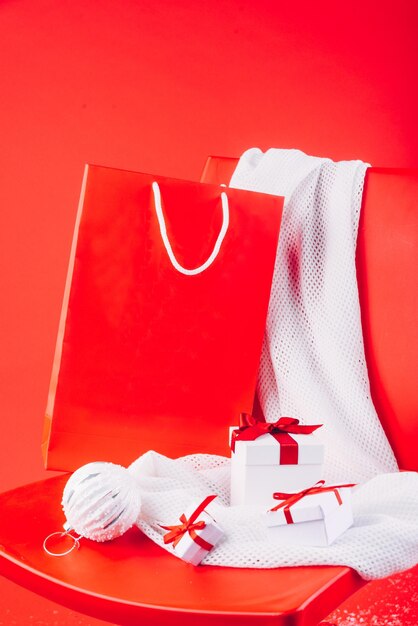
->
{"left": 263, "top": 482, "right": 354, "bottom": 546}
{"left": 230, "top": 415, "right": 324, "bottom": 507}
{"left": 160, "top": 495, "right": 224, "bottom": 566}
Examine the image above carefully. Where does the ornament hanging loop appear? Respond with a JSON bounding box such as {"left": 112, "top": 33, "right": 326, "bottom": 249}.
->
{"left": 43, "top": 530, "right": 82, "bottom": 557}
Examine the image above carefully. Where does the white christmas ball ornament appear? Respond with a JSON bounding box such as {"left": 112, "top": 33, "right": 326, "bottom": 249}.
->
{"left": 62, "top": 462, "right": 142, "bottom": 542}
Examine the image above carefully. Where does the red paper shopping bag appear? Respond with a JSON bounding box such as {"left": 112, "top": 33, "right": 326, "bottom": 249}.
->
{"left": 43, "top": 165, "right": 283, "bottom": 470}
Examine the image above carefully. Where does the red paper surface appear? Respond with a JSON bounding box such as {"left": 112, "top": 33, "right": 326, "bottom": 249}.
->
{"left": 44, "top": 167, "right": 282, "bottom": 470}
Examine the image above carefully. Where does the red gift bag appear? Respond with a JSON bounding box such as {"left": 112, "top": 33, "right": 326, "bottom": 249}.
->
{"left": 43, "top": 165, "right": 283, "bottom": 470}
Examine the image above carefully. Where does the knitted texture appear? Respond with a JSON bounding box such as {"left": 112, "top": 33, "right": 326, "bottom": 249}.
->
{"left": 131, "top": 149, "right": 418, "bottom": 578}
{"left": 229, "top": 148, "right": 398, "bottom": 483}
{"left": 131, "top": 451, "right": 418, "bottom": 579}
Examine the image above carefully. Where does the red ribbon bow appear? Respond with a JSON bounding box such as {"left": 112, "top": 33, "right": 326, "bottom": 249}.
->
{"left": 160, "top": 495, "right": 217, "bottom": 552}
{"left": 231, "top": 413, "right": 322, "bottom": 464}
{"left": 270, "top": 480, "right": 356, "bottom": 524}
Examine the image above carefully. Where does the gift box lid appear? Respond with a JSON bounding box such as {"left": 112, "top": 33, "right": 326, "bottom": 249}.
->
{"left": 229, "top": 426, "right": 324, "bottom": 466}
{"left": 263, "top": 487, "right": 352, "bottom": 527}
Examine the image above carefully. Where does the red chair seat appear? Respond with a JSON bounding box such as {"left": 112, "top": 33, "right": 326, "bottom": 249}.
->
{"left": 0, "top": 474, "right": 364, "bottom": 626}
{"left": 1, "top": 158, "right": 416, "bottom": 624}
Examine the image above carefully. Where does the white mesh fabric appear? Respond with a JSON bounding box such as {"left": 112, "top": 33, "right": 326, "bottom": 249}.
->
{"left": 230, "top": 148, "right": 398, "bottom": 483}
{"left": 130, "top": 149, "right": 418, "bottom": 579}
{"left": 130, "top": 451, "right": 418, "bottom": 579}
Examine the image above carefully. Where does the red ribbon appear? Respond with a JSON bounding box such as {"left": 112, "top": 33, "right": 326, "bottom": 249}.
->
{"left": 160, "top": 495, "right": 217, "bottom": 552}
{"left": 231, "top": 413, "right": 322, "bottom": 464}
{"left": 270, "top": 480, "right": 356, "bottom": 524}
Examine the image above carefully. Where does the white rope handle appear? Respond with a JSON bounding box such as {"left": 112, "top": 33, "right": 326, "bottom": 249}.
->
{"left": 151, "top": 181, "right": 229, "bottom": 276}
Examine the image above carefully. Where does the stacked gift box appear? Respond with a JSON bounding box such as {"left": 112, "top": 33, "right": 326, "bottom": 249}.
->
{"left": 230, "top": 413, "right": 324, "bottom": 505}
{"left": 230, "top": 413, "right": 354, "bottom": 548}
{"left": 156, "top": 413, "right": 355, "bottom": 565}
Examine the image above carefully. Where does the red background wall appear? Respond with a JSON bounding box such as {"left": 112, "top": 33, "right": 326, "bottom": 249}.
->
{"left": 0, "top": 1, "right": 417, "bottom": 624}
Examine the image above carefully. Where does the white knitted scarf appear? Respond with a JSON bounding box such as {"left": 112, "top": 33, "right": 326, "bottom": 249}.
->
{"left": 132, "top": 149, "right": 418, "bottom": 579}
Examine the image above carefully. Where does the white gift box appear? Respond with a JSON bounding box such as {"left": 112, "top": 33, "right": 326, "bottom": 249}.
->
{"left": 161, "top": 498, "right": 224, "bottom": 566}
{"left": 263, "top": 486, "right": 353, "bottom": 546}
{"left": 230, "top": 426, "right": 324, "bottom": 507}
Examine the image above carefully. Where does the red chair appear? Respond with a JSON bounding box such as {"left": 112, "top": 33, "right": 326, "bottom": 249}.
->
{"left": 0, "top": 157, "right": 416, "bottom": 626}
